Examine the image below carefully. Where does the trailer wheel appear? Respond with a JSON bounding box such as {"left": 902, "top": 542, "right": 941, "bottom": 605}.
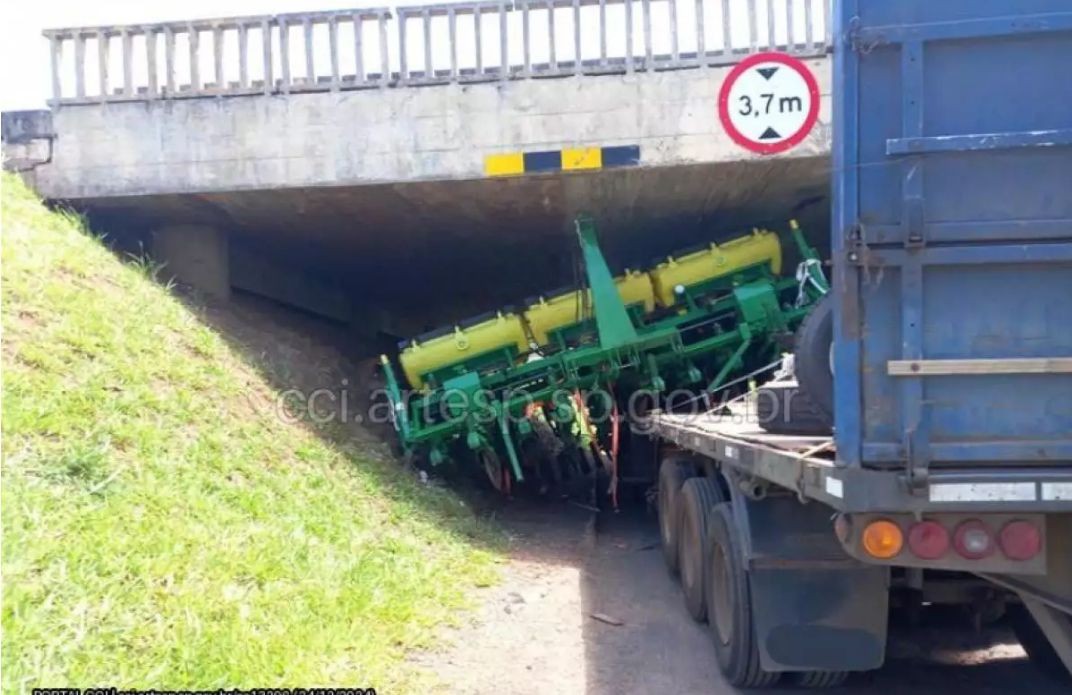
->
{"left": 658, "top": 456, "right": 696, "bottom": 575}
{"left": 705, "top": 503, "right": 780, "bottom": 688}
{"left": 1009, "top": 605, "right": 1072, "bottom": 682}
{"left": 794, "top": 670, "right": 849, "bottom": 688}
{"left": 794, "top": 293, "right": 834, "bottom": 425}
{"left": 676, "top": 477, "right": 725, "bottom": 621}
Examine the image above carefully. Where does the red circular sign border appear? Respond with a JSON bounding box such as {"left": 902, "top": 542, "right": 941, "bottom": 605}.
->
{"left": 718, "top": 52, "right": 820, "bottom": 155}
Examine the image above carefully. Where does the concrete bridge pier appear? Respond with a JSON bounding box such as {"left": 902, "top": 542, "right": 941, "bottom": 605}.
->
{"left": 152, "top": 224, "right": 231, "bottom": 300}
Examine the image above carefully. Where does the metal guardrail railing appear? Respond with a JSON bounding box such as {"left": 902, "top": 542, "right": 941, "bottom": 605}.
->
{"left": 43, "top": 0, "right": 831, "bottom": 105}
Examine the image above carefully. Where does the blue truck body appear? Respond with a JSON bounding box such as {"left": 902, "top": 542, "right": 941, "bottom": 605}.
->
{"left": 832, "top": 0, "right": 1072, "bottom": 478}
{"left": 651, "top": 0, "right": 1072, "bottom": 680}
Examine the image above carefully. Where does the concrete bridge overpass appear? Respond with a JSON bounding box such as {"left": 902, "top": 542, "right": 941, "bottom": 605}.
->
{"left": 6, "top": 0, "right": 834, "bottom": 334}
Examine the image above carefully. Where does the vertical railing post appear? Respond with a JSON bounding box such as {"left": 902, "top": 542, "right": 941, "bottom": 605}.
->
{"left": 122, "top": 29, "right": 133, "bottom": 97}
{"left": 188, "top": 24, "right": 201, "bottom": 93}
{"left": 669, "top": 0, "right": 679, "bottom": 64}
{"left": 448, "top": 8, "right": 458, "bottom": 79}
{"left": 262, "top": 19, "right": 274, "bottom": 94}
{"left": 766, "top": 0, "right": 776, "bottom": 48}
{"left": 378, "top": 11, "right": 390, "bottom": 85}
{"left": 74, "top": 32, "right": 87, "bottom": 98}
{"left": 398, "top": 12, "right": 408, "bottom": 83}
{"left": 547, "top": 0, "right": 556, "bottom": 71}
{"left": 598, "top": 0, "right": 607, "bottom": 67}
{"left": 824, "top": 0, "right": 832, "bottom": 49}
{"left": 804, "top": 0, "right": 815, "bottom": 50}
{"left": 475, "top": 6, "right": 483, "bottom": 75}
{"left": 146, "top": 28, "right": 158, "bottom": 98}
{"left": 303, "top": 17, "right": 315, "bottom": 86}
{"left": 329, "top": 15, "right": 340, "bottom": 89}
{"left": 353, "top": 13, "right": 365, "bottom": 84}
{"left": 625, "top": 0, "right": 634, "bottom": 73}
{"left": 747, "top": 0, "right": 758, "bottom": 52}
{"left": 279, "top": 19, "right": 291, "bottom": 93}
{"left": 238, "top": 23, "right": 249, "bottom": 88}
{"left": 695, "top": 0, "right": 706, "bottom": 65}
{"left": 499, "top": 3, "right": 508, "bottom": 80}
{"left": 97, "top": 30, "right": 110, "bottom": 101}
{"left": 49, "top": 34, "right": 63, "bottom": 103}
{"left": 213, "top": 24, "right": 225, "bottom": 90}
{"left": 164, "top": 27, "right": 176, "bottom": 95}
{"left": 786, "top": 0, "right": 795, "bottom": 50}
{"left": 423, "top": 9, "right": 433, "bottom": 80}
{"left": 522, "top": 1, "right": 531, "bottom": 76}
{"left": 572, "top": 0, "right": 582, "bottom": 75}
{"left": 721, "top": 0, "right": 733, "bottom": 55}
{"left": 641, "top": 0, "right": 652, "bottom": 69}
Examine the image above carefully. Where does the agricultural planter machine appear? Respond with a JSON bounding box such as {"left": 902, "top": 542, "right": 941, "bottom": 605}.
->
{"left": 381, "top": 216, "right": 827, "bottom": 499}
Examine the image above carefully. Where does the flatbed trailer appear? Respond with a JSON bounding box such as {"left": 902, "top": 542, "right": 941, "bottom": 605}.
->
{"left": 647, "top": 0, "right": 1072, "bottom": 686}
{"left": 650, "top": 400, "right": 1072, "bottom": 686}
{"left": 654, "top": 405, "right": 1072, "bottom": 518}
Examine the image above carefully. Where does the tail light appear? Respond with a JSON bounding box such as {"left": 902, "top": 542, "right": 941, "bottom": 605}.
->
{"left": 999, "top": 520, "right": 1041, "bottom": 561}
{"left": 862, "top": 519, "right": 903, "bottom": 559}
{"left": 907, "top": 520, "right": 949, "bottom": 559}
{"left": 953, "top": 520, "right": 995, "bottom": 559}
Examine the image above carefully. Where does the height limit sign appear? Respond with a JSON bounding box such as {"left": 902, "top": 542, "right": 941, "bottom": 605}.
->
{"left": 718, "top": 52, "right": 820, "bottom": 155}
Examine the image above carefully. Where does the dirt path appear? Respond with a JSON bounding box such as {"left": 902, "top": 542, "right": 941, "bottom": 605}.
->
{"left": 415, "top": 503, "right": 1065, "bottom": 694}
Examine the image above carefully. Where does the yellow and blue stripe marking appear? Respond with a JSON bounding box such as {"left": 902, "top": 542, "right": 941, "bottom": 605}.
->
{"left": 485, "top": 145, "right": 641, "bottom": 177}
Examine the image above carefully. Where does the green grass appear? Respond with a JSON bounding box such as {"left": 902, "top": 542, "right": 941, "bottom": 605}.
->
{"left": 0, "top": 172, "right": 501, "bottom": 691}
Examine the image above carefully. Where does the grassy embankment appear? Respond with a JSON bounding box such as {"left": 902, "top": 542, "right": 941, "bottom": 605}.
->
{"left": 1, "top": 172, "right": 500, "bottom": 689}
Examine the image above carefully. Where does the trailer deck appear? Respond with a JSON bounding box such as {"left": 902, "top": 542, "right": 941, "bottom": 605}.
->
{"left": 651, "top": 402, "right": 1072, "bottom": 515}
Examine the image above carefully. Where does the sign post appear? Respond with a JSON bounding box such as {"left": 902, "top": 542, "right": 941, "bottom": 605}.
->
{"left": 718, "top": 52, "right": 820, "bottom": 155}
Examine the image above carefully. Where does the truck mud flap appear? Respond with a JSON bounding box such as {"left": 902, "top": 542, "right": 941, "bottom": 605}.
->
{"left": 731, "top": 490, "right": 889, "bottom": 672}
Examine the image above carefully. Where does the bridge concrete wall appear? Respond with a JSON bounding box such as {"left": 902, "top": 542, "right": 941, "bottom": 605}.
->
{"left": 32, "top": 57, "right": 831, "bottom": 200}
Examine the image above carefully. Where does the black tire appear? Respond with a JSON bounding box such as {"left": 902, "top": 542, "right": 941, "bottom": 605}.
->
{"left": 705, "top": 503, "right": 781, "bottom": 688}
{"left": 756, "top": 381, "right": 831, "bottom": 435}
{"left": 794, "top": 293, "right": 834, "bottom": 425}
{"left": 658, "top": 456, "right": 696, "bottom": 575}
{"left": 1009, "top": 604, "right": 1072, "bottom": 681}
{"left": 794, "top": 671, "right": 849, "bottom": 688}
{"left": 676, "top": 477, "right": 725, "bottom": 622}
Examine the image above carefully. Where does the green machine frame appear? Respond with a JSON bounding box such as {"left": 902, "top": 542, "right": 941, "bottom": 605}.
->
{"left": 381, "top": 216, "right": 826, "bottom": 493}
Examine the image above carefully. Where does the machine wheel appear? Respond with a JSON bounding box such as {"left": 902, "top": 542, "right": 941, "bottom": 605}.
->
{"left": 794, "top": 671, "right": 850, "bottom": 688}
{"left": 658, "top": 455, "right": 696, "bottom": 575}
{"left": 794, "top": 293, "right": 834, "bottom": 425}
{"left": 705, "top": 503, "right": 781, "bottom": 688}
{"left": 756, "top": 381, "right": 831, "bottom": 435}
{"left": 1009, "top": 604, "right": 1072, "bottom": 681}
{"left": 480, "top": 449, "right": 507, "bottom": 493}
{"left": 677, "top": 477, "right": 725, "bottom": 622}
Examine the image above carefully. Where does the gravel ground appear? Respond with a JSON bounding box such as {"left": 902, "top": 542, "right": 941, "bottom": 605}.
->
{"left": 416, "top": 501, "right": 1066, "bottom": 695}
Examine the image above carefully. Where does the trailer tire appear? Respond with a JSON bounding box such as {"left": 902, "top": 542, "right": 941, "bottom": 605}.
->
{"left": 794, "top": 293, "right": 834, "bottom": 425}
{"left": 794, "top": 671, "right": 849, "bottom": 688}
{"left": 1009, "top": 605, "right": 1072, "bottom": 682}
{"left": 705, "top": 503, "right": 780, "bottom": 688}
{"left": 677, "top": 477, "right": 725, "bottom": 621}
{"left": 756, "top": 381, "right": 830, "bottom": 435}
{"left": 658, "top": 456, "right": 696, "bottom": 575}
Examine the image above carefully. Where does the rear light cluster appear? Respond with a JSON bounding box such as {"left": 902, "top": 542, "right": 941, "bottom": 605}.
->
{"left": 859, "top": 518, "right": 1041, "bottom": 562}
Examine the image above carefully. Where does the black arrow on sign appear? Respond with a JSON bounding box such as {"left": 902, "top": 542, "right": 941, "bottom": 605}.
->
{"left": 757, "top": 67, "right": 779, "bottom": 80}
{"left": 759, "top": 127, "right": 781, "bottom": 140}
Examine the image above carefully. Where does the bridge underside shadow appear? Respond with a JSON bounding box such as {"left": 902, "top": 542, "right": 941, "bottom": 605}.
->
{"left": 81, "top": 156, "right": 829, "bottom": 336}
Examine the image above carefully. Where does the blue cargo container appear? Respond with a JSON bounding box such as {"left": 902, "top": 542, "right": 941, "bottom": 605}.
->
{"left": 652, "top": 0, "right": 1072, "bottom": 684}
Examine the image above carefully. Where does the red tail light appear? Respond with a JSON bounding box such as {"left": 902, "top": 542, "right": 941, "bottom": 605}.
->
{"left": 907, "top": 520, "right": 949, "bottom": 559}
{"left": 953, "top": 520, "right": 995, "bottom": 559}
{"left": 998, "top": 520, "right": 1041, "bottom": 561}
